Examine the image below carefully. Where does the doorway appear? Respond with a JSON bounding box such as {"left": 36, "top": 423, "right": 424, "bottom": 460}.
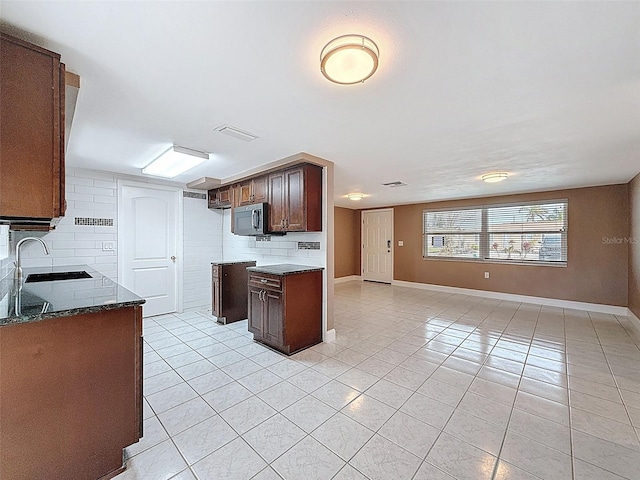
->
{"left": 361, "top": 208, "right": 393, "bottom": 283}
{"left": 118, "top": 181, "right": 182, "bottom": 317}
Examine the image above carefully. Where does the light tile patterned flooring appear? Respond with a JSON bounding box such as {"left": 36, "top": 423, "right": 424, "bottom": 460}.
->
{"left": 115, "top": 281, "right": 640, "bottom": 480}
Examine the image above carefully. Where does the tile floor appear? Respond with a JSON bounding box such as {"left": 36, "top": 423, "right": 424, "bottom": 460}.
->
{"left": 115, "top": 281, "right": 640, "bottom": 480}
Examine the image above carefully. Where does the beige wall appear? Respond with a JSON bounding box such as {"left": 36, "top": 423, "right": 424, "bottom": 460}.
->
{"left": 629, "top": 174, "right": 640, "bottom": 318}
{"left": 334, "top": 207, "right": 360, "bottom": 278}
{"left": 393, "top": 184, "right": 629, "bottom": 306}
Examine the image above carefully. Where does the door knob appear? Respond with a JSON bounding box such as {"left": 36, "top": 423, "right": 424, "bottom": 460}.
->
{"left": 171, "top": 256, "right": 176, "bottom": 262}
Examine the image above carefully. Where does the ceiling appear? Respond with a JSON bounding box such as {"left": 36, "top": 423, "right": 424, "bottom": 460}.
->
{"left": 1, "top": 1, "right": 639, "bottom": 208}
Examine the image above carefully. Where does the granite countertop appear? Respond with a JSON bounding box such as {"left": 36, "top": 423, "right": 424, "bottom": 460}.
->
{"left": 246, "top": 264, "right": 324, "bottom": 275}
{"left": 0, "top": 265, "right": 145, "bottom": 326}
{"left": 211, "top": 260, "right": 257, "bottom": 266}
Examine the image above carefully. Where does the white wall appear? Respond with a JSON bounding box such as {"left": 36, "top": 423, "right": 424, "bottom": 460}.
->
{"left": 183, "top": 196, "right": 223, "bottom": 310}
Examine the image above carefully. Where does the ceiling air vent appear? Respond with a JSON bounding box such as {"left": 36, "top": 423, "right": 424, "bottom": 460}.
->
{"left": 382, "top": 181, "right": 408, "bottom": 188}
{"left": 214, "top": 125, "right": 259, "bottom": 142}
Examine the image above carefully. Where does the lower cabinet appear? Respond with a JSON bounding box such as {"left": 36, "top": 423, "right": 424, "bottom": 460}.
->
{"left": 0, "top": 306, "right": 143, "bottom": 480}
{"left": 247, "top": 269, "right": 322, "bottom": 355}
{"left": 212, "top": 261, "right": 256, "bottom": 324}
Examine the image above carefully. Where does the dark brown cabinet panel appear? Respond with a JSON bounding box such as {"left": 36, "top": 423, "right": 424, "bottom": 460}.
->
{"left": 211, "top": 261, "right": 256, "bottom": 324}
{"left": 0, "top": 306, "right": 143, "bottom": 480}
{"left": 267, "top": 164, "right": 322, "bottom": 233}
{"left": 268, "top": 172, "right": 286, "bottom": 232}
{"left": 208, "top": 185, "right": 233, "bottom": 209}
{"left": 247, "top": 269, "right": 322, "bottom": 355}
{"left": 238, "top": 175, "right": 268, "bottom": 207}
{"left": 0, "top": 33, "right": 66, "bottom": 220}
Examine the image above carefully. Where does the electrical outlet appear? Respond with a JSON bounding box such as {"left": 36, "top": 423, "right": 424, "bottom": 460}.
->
{"left": 102, "top": 241, "right": 115, "bottom": 251}
{"left": 398, "top": 240, "right": 404, "bottom": 247}
{"left": 484, "top": 272, "right": 490, "bottom": 279}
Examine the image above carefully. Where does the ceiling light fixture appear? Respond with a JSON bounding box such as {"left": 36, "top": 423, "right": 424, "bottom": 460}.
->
{"left": 142, "top": 146, "right": 209, "bottom": 178}
{"left": 347, "top": 193, "right": 365, "bottom": 201}
{"left": 481, "top": 172, "right": 508, "bottom": 183}
{"left": 320, "top": 34, "right": 379, "bottom": 85}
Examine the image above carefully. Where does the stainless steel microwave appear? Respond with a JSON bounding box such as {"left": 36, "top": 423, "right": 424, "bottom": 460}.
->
{"left": 233, "top": 202, "right": 268, "bottom": 236}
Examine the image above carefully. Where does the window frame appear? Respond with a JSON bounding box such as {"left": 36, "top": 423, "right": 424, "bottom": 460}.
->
{"left": 423, "top": 199, "right": 568, "bottom": 266}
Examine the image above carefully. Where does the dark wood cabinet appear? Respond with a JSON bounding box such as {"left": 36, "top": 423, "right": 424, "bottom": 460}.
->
{"left": 268, "top": 164, "right": 322, "bottom": 233}
{"left": 237, "top": 175, "right": 268, "bottom": 206}
{"left": 208, "top": 185, "right": 233, "bottom": 209}
{"left": 0, "top": 306, "right": 143, "bottom": 480}
{"left": 212, "top": 261, "right": 256, "bottom": 324}
{"left": 0, "top": 33, "right": 66, "bottom": 220}
{"left": 247, "top": 269, "right": 322, "bottom": 355}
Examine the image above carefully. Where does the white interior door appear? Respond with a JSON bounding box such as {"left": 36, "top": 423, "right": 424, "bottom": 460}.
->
{"left": 362, "top": 209, "right": 393, "bottom": 283}
{"left": 119, "top": 182, "right": 181, "bottom": 317}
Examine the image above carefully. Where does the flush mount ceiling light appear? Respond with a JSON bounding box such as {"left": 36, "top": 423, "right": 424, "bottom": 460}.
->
{"left": 482, "top": 172, "right": 509, "bottom": 183}
{"left": 142, "top": 146, "right": 209, "bottom": 178}
{"left": 320, "top": 34, "right": 379, "bottom": 85}
{"left": 346, "top": 193, "right": 365, "bottom": 201}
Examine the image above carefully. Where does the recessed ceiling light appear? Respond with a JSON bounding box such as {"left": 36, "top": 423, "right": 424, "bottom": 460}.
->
{"left": 142, "top": 146, "right": 208, "bottom": 178}
{"left": 346, "top": 193, "right": 365, "bottom": 201}
{"left": 320, "top": 34, "right": 379, "bottom": 85}
{"left": 482, "top": 172, "right": 508, "bottom": 183}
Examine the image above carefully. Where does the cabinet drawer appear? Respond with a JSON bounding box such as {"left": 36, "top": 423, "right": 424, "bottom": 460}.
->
{"left": 248, "top": 273, "right": 282, "bottom": 291}
{"left": 211, "top": 265, "right": 219, "bottom": 278}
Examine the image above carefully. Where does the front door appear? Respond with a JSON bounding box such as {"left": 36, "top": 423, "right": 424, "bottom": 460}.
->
{"left": 119, "top": 182, "right": 181, "bottom": 317}
{"left": 362, "top": 209, "right": 393, "bottom": 283}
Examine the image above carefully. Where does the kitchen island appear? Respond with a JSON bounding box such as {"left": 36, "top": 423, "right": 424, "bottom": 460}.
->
{"left": 0, "top": 266, "right": 145, "bottom": 480}
{"left": 247, "top": 264, "right": 323, "bottom": 355}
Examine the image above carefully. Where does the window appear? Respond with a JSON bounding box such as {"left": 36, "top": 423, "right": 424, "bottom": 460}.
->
{"left": 424, "top": 208, "right": 482, "bottom": 259}
{"left": 423, "top": 200, "right": 567, "bottom": 265}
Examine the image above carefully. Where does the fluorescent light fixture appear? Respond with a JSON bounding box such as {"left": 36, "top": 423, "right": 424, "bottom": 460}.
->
{"left": 482, "top": 172, "right": 508, "bottom": 183}
{"left": 142, "top": 146, "right": 209, "bottom": 178}
{"left": 347, "top": 193, "right": 365, "bottom": 201}
{"left": 321, "top": 34, "right": 379, "bottom": 85}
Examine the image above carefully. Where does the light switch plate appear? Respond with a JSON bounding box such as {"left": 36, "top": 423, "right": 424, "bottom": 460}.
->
{"left": 102, "top": 241, "right": 115, "bottom": 251}
{"left": 484, "top": 272, "right": 490, "bottom": 279}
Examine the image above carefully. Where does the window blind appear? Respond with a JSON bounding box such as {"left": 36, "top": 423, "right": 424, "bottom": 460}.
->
{"left": 423, "top": 200, "right": 568, "bottom": 265}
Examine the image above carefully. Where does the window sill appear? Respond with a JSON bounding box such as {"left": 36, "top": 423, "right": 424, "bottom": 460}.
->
{"left": 422, "top": 257, "right": 567, "bottom": 268}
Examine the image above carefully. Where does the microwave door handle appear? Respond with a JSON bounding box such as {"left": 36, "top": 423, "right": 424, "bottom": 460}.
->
{"left": 251, "top": 209, "right": 260, "bottom": 230}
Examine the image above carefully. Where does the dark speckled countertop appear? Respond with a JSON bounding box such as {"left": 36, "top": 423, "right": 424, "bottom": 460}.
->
{"left": 246, "top": 264, "right": 324, "bottom": 276}
{"left": 0, "top": 265, "right": 145, "bottom": 326}
{"left": 211, "top": 260, "right": 257, "bottom": 266}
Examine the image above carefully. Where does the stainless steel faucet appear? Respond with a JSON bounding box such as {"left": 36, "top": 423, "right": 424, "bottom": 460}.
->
{"left": 14, "top": 236, "right": 50, "bottom": 281}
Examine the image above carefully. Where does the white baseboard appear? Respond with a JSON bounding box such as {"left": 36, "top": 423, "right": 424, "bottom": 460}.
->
{"left": 391, "top": 279, "right": 628, "bottom": 316}
{"left": 627, "top": 309, "right": 640, "bottom": 335}
{"left": 334, "top": 275, "right": 362, "bottom": 284}
{"left": 324, "top": 328, "right": 336, "bottom": 343}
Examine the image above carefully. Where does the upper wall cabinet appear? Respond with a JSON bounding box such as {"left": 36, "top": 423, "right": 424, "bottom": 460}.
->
{"left": 237, "top": 175, "right": 267, "bottom": 207}
{"left": 208, "top": 185, "right": 233, "bottom": 209}
{"left": 0, "top": 33, "right": 66, "bottom": 221}
{"left": 268, "top": 164, "right": 322, "bottom": 233}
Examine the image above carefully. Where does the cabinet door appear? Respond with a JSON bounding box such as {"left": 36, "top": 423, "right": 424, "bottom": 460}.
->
{"left": 237, "top": 180, "right": 253, "bottom": 206}
{"left": 267, "top": 171, "right": 285, "bottom": 232}
{"left": 284, "top": 166, "right": 306, "bottom": 231}
{"left": 264, "top": 290, "right": 283, "bottom": 345}
{"left": 0, "top": 34, "right": 65, "bottom": 219}
{"left": 252, "top": 175, "right": 268, "bottom": 203}
{"left": 247, "top": 287, "right": 264, "bottom": 336}
{"left": 218, "top": 186, "right": 232, "bottom": 205}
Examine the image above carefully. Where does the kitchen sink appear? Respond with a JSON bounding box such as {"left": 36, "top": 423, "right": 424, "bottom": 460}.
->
{"left": 25, "top": 271, "right": 92, "bottom": 283}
